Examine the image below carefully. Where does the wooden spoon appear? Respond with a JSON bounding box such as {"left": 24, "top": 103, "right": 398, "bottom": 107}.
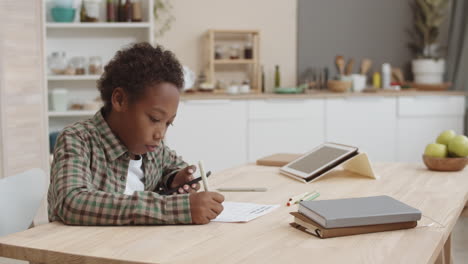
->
{"left": 360, "top": 59, "right": 372, "bottom": 75}
{"left": 345, "top": 58, "right": 354, "bottom": 75}
{"left": 335, "top": 55, "right": 345, "bottom": 75}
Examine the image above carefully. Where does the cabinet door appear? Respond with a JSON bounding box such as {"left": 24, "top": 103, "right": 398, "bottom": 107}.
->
{"left": 165, "top": 100, "right": 247, "bottom": 172}
{"left": 325, "top": 97, "right": 397, "bottom": 162}
{"left": 248, "top": 99, "right": 325, "bottom": 162}
{"left": 396, "top": 96, "right": 466, "bottom": 163}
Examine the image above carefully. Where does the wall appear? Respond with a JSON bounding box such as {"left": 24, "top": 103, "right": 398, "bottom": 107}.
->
{"left": 0, "top": 0, "right": 49, "bottom": 223}
{"left": 297, "top": 0, "right": 450, "bottom": 82}
{"left": 156, "top": 0, "right": 297, "bottom": 92}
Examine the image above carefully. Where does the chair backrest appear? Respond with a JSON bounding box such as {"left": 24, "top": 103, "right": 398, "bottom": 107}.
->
{"left": 0, "top": 168, "right": 47, "bottom": 237}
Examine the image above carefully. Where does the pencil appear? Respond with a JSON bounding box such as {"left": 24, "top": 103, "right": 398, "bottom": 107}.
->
{"left": 295, "top": 192, "right": 320, "bottom": 204}
{"left": 287, "top": 191, "right": 314, "bottom": 206}
{"left": 288, "top": 191, "right": 311, "bottom": 202}
{"left": 198, "top": 160, "right": 210, "bottom": 192}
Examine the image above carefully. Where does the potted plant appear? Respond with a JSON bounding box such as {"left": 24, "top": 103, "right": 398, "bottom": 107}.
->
{"left": 408, "top": 0, "right": 450, "bottom": 84}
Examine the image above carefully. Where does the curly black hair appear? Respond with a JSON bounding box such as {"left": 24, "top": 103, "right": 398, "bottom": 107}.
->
{"left": 98, "top": 42, "right": 184, "bottom": 113}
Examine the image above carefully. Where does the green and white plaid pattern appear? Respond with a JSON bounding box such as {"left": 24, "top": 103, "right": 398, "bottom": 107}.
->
{"left": 47, "top": 110, "right": 191, "bottom": 225}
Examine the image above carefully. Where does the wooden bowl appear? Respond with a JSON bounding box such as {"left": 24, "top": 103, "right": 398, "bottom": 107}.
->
{"left": 327, "top": 80, "right": 352, "bottom": 93}
{"left": 422, "top": 155, "right": 468, "bottom": 172}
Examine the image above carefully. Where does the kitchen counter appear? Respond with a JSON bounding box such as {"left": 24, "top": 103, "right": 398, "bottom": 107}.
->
{"left": 180, "top": 90, "right": 466, "bottom": 100}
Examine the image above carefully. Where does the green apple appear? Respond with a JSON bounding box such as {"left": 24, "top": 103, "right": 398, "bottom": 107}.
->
{"left": 424, "top": 143, "right": 448, "bottom": 158}
{"left": 448, "top": 135, "right": 468, "bottom": 157}
{"left": 436, "top": 130, "right": 457, "bottom": 146}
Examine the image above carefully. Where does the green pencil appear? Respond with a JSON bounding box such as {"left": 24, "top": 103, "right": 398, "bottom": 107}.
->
{"left": 295, "top": 192, "right": 320, "bottom": 204}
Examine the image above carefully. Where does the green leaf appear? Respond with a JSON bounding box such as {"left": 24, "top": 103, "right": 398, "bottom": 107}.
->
{"left": 432, "top": 16, "right": 445, "bottom": 27}
{"left": 416, "top": 0, "right": 431, "bottom": 18}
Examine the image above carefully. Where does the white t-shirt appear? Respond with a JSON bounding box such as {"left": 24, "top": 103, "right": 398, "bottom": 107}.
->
{"left": 124, "top": 156, "right": 144, "bottom": 195}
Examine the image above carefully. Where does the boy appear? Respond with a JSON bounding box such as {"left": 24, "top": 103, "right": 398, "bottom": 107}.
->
{"left": 47, "top": 43, "right": 224, "bottom": 225}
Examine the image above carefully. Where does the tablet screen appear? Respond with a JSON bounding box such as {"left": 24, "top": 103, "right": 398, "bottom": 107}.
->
{"left": 287, "top": 146, "right": 350, "bottom": 174}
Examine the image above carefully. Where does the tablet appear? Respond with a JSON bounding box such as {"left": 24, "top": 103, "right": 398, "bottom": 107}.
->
{"left": 280, "top": 143, "right": 358, "bottom": 183}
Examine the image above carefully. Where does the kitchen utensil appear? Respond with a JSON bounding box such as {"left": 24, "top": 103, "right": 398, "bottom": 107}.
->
{"left": 335, "top": 55, "right": 345, "bottom": 75}
{"left": 351, "top": 74, "right": 367, "bottom": 92}
{"left": 391, "top": 68, "right": 405, "bottom": 84}
{"left": 327, "top": 80, "right": 351, "bottom": 93}
{"left": 49, "top": 89, "right": 68, "bottom": 111}
{"left": 51, "top": 7, "right": 76, "bottom": 22}
{"left": 360, "top": 59, "right": 372, "bottom": 75}
{"left": 345, "top": 58, "right": 354, "bottom": 75}
{"left": 408, "top": 82, "right": 451, "bottom": 91}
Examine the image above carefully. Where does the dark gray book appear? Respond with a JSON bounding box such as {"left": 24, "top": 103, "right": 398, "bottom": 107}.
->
{"left": 298, "top": 195, "right": 422, "bottom": 228}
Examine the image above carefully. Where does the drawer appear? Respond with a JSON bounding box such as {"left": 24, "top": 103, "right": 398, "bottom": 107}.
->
{"left": 398, "top": 96, "right": 466, "bottom": 117}
{"left": 248, "top": 99, "right": 323, "bottom": 120}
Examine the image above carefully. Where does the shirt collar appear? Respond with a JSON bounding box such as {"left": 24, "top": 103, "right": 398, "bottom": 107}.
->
{"left": 92, "top": 109, "right": 129, "bottom": 161}
{"left": 92, "top": 109, "right": 156, "bottom": 161}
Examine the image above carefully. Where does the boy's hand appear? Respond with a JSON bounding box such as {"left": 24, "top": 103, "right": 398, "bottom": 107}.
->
{"left": 189, "top": 192, "right": 224, "bottom": 224}
{"left": 170, "top": 165, "right": 200, "bottom": 194}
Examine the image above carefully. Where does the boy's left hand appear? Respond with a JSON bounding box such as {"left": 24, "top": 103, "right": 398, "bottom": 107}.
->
{"left": 170, "top": 165, "right": 200, "bottom": 194}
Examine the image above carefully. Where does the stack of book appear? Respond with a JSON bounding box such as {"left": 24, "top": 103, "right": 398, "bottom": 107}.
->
{"left": 290, "top": 195, "right": 422, "bottom": 239}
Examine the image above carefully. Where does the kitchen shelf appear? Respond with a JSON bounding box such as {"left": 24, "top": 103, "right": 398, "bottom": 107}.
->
{"left": 47, "top": 75, "right": 100, "bottom": 81}
{"left": 214, "top": 59, "right": 255, "bottom": 64}
{"left": 207, "top": 29, "right": 261, "bottom": 93}
{"left": 48, "top": 110, "right": 96, "bottom": 117}
{"left": 46, "top": 22, "right": 151, "bottom": 29}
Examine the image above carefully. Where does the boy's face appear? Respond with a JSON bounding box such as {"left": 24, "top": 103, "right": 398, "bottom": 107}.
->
{"left": 117, "top": 82, "right": 180, "bottom": 156}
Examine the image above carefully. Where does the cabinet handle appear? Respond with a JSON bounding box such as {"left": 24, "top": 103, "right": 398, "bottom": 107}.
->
{"left": 184, "top": 100, "right": 232, "bottom": 105}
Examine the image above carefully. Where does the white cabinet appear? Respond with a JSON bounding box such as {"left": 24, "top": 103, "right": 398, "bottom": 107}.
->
{"left": 165, "top": 100, "right": 247, "bottom": 172}
{"left": 247, "top": 99, "right": 325, "bottom": 162}
{"left": 161, "top": 95, "right": 466, "bottom": 169}
{"left": 396, "top": 96, "right": 466, "bottom": 163}
{"left": 325, "top": 97, "right": 397, "bottom": 162}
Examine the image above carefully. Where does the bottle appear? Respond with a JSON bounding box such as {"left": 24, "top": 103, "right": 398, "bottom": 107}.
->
{"left": 323, "top": 67, "right": 329, "bottom": 89}
{"left": 373, "top": 72, "right": 381, "bottom": 89}
{"left": 261, "top": 66, "right": 265, "bottom": 93}
{"left": 132, "top": 0, "right": 142, "bottom": 22}
{"left": 124, "top": 0, "right": 132, "bottom": 22}
{"left": 382, "top": 63, "right": 391, "bottom": 89}
{"left": 80, "top": 1, "right": 88, "bottom": 22}
{"left": 106, "top": 0, "right": 115, "bottom": 22}
{"left": 244, "top": 43, "right": 253, "bottom": 59}
{"left": 274, "top": 65, "right": 281, "bottom": 88}
{"left": 117, "top": 0, "right": 124, "bottom": 22}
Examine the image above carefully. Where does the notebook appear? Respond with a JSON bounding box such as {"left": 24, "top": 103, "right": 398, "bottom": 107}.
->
{"left": 290, "top": 212, "right": 417, "bottom": 239}
{"left": 298, "top": 195, "right": 421, "bottom": 228}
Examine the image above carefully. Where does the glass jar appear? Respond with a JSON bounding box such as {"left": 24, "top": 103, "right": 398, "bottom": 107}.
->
{"left": 214, "top": 45, "right": 224, "bottom": 60}
{"left": 88, "top": 56, "right": 103, "bottom": 75}
{"left": 48, "top": 52, "right": 67, "bottom": 75}
{"left": 229, "top": 44, "right": 241, "bottom": 60}
{"left": 82, "top": 0, "right": 99, "bottom": 22}
{"left": 244, "top": 43, "right": 253, "bottom": 59}
{"left": 70, "top": 56, "right": 86, "bottom": 75}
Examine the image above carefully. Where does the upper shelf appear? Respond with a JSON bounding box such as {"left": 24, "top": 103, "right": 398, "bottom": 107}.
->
{"left": 46, "top": 22, "right": 151, "bottom": 29}
{"left": 214, "top": 59, "right": 256, "bottom": 64}
{"left": 47, "top": 75, "right": 100, "bottom": 81}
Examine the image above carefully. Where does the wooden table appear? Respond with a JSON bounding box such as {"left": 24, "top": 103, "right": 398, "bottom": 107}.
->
{"left": 0, "top": 163, "right": 467, "bottom": 264}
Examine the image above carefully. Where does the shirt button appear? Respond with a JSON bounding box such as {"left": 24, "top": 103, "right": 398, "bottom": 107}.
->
{"left": 120, "top": 176, "right": 125, "bottom": 181}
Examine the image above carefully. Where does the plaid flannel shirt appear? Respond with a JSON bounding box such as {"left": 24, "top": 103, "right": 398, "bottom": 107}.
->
{"left": 47, "top": 109, "right": 191, "bottom": 225}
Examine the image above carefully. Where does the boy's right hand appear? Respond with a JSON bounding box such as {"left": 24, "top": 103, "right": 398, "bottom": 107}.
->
{"left": 189, "top": 192, "right": 224, "bottom": 224}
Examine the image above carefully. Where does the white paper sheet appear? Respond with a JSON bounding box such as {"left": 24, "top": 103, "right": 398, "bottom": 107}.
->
{"left": 212, "top": 202, "right": 280, "bottom": 223}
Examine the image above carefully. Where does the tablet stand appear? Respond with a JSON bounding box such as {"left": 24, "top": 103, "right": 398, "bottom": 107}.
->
{"left": 321, "top": 152, "right": 378, "bottom": 181}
